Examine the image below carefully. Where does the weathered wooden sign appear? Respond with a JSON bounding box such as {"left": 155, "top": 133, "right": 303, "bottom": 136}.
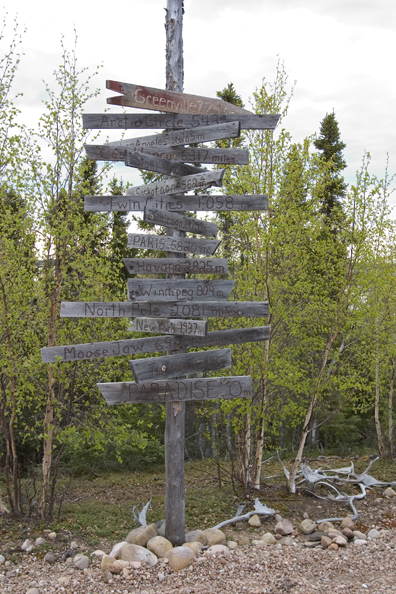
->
{"left": 85, "top": 144, "right": 249, "bottom": 166}
{"left": 83, "top": 112, "right": 280, "bottom": 131}
{"left": 130, "top": 349, "right": 231, "bottom": 383}
{"left": 127, "top": 233, "right": 220, "bottom": 256}
{"left": 98, "top": 375, "right": 253, "bottom": 405}
{"left": 130, "top": 318, "right": 207, "bottom": 336}
{"left": 123, "top": 257, "right": 228, "bottom": 275}
{"left": 60, "top": 301, "right": 269, "bottom": 319}
{"left": 144, "top": 208, "right": 218, "bottom": 237}
{"left": 106, "top": 121, "right": 241, "bottom": 148}
{"left": 106, "top": 81, "right": 253, "bottom": 116}
{"left": 84, "top": 194, "right": 267, "bottom": 213}
{"left": 127, "top": 279, "right": 235, "bottom": 302}
{"left": 40, "top": 326, "right": 271, "bottom": 363}
{"left": 125, "top": 170, "right": 224, "bottom": 198}
{"left": 125, "top": 150, "right": 205, "bottom": 177}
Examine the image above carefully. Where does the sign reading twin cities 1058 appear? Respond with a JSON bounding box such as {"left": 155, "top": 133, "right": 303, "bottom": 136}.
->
{"left": 130, "top": 349, "right": 232, "bottom": 383}
{"left": 127, "top": 279, "right": 235, "bottom": 302}
{"left": 60, "top": 301, "right": 269, "bottom": 319}
{"left": 128, "top": 234, "right": 220, "bottom": 256}
{"left": 123, "top": 258, "right": 228, "bottom": 275}
{"left": 98, "top": 375, "right": 252, "bottom": 405}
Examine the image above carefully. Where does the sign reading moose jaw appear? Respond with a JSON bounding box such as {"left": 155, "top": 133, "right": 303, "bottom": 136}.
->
{"left": 40, "top": 78, "right": 277, "bottom": 542}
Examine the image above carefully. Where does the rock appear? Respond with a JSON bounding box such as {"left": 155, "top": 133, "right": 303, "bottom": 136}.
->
{"left": 44, "top": 552, "right": 56, "bottom": 564}
{"left": 280, "top": 537, "right": 295, "bottom": 546}
{"left": 26, "top": 589, "right": 40, "bottom": 594}
{"left": 248, "top": 514, "right": 261, "bottom": 527}
{"left": 321, "top": 536, "right": 332, "bottom": 549}
{"left": 342, "top": 528, "right": 354, "bottom": 539}
{"left": 182, "top": 541, "right": 203, "bottom": 554}
{"left": 205, "top": 544, "right": 230, "bottom": 556}
{"left": 102, "top": 569, "right": 112, "bottom": 583}
{"left": 328, "top": 543, "right": 339, "bottom": 551}
{"left": 130, "top": 561, "right": 141, "bottom": 569}
{"left": 299, "top": 519, "right": 316, "bottom": 535}
{"left": 384, "top": 487, "right": 396, "bottom": 497}
{"left": 158, "top": 571, "right": 165, "bottom": 581}
{"left": 227, "top": 541, "right": 238, "bottom": 550}
{"left": 112, "top": 560, "right": 130, "bottom": 572}
{"left": 275, "top": 519, "right": 293, "bottom": 536}
{"left": 353, "top": 531, "right": 367, "bottom": 540}
{"left": 252, "top": 539, "right": 268, "bottom": 546}
{"left": 0, "top": 554, "right": 5, "bottom": 565}
{"left": 26, "top": 545, "right": 35, "bottom": 553}
{"left": 70, "top": 540, "right": 79, "bottom": 549}
{"left": 354, "top": 539, "right": 368, "bottom": 546}
{"left": 35, "top": 537, "right": 46, "bottom": 546}
{"left": 126, "top": 524, "right": 158, "bottom": 547}
{"left": 333, "top": 536, "right": 347, "bottom": 547}
{"left": 237, "top": 535, "right": 250, "bottom": 546}
{"left": 147, "top": 536, "right": 173, "bottom": 558}
{"left": 165, "top": 546, "right": 195, "bottom": 571}
{"left": 57, "top": 576, "right": 70, "bottom": 586}
{"left": 48, "top": 532, "right": 57, "bottom": 540}
{"left": 261, "top": 533, "right": 277, "bottom": 545}
{"left": 275, "top": 514, "right": 283, "bottom": 522}
{"left": 155, "top": 519, "right": 166, "bottom": 537}
{"left": 318, "top": 521, "right": 335, "bottom": 532}
{"left": 303, "top": 512, "right": 309, "bottom": 519}
{"left": 119, "top": 543, "right": 158, "bottom": 566}
{"left": 62, "top": 549, "right": 76, "bottom": 561}
{"left": 185, "top": 529, "right": 207, "bottom": 546}
{"left": 303, "top": 541, "right": 320, "bottom": 548}
{"left": 367, "top": 528, "right": 380, "bottom": 540}
{"left": 202, "top": 528, "right": 226, "bottom": 546}
{"left": 21, "top": 539, "right": 33, "bottom": 551}
{"left": 328, "top": 529, "right": 343, "bottom": 539}
{"left": 340, "top": 517, "right": 355, "bottom": 530}
{"left": 92, "top": 550, "right": 106, "bottom": 558}
{"left": 109, "top": 541, "right": 128, "bottom": 559}
{"left": 101, "top": 555, "right": 119, "bottom": 573}
{"left": 74, "top": 554, "right": 89, "bottom": 570}
{"left": 274, "top": 533, "right": 283, "bottom": 540}
{"left": 306, "top": 531, "right": 327, "bottom": 542}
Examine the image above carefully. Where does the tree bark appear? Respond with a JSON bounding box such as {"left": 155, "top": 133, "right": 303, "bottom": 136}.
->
{"left": 375, "top": 317, "right": 386, "bottom": 458}
{"left": 388, "top": 356, "right": 395, "bottom": 460}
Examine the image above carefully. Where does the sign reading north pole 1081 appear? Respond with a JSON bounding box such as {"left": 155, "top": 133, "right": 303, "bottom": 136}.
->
{"left": 41, "top": 80, "right": 276, "bottom": 406}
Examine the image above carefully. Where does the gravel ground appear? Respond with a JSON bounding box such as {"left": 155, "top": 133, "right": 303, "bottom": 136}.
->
{"left": 1, "top": 528, "right": 396, "bottom": 594}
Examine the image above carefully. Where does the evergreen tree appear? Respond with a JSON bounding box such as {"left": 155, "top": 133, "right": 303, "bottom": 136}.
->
{"left": 313, "top": 111, "right": 347, "bottom": 220}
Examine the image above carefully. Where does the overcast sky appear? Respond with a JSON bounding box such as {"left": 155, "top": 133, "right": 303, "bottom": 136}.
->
{"left": 2, "top": 0, "right": 396, "bottom": 201}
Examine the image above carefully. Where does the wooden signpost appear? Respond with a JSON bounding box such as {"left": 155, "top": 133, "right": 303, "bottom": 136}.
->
{"left": 40, "top": 0, "right": 278, "bottom": 547}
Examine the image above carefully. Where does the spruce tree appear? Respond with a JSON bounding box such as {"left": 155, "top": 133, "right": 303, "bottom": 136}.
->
{"left": 314, "top": 112, "right": 347, "bottom": 221}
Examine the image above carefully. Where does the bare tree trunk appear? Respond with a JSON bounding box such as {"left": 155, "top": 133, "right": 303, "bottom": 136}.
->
{"left": 251, "top": 373, "right": 267, "bottom": 489}
{"left": 235, "top": 411, "right": 251, "bottom": 492}
{"left": 388, "top": 356, "right": 395, "bottom": 460}
{"left": 375, "top": 317, "right": 386, "bottom": 458}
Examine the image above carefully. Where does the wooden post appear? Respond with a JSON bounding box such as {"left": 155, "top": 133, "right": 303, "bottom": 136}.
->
{"left": 165, "top": 0, "right": 186, "bottom": 546}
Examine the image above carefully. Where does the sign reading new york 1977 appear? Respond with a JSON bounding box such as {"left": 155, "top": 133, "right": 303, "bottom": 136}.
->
{"left": 40, "top": 0, "right": 277, "bottom": 547}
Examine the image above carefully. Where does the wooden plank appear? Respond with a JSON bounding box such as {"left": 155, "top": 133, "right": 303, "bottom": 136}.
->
{"left": 98, "top": 375, "right": 253, "bottom": 405}
{"left": 106, "top": 81, "right": 253, "bottom": 116}
{"left": 84, "top": 194, "right": 267, "bottom": 213}
{"left": 125, "top": 150, "right": 204, "bottom": 177}
{"left": 60, "top": 301, "right": 269, "bottom": 319}
{"left": 85, "top": 144, "right": 249, "bottom": 165}
{"left": 130, "top": 349, "right": 231, "bottom": 383}
{"left": 126, "top": 170, "right": 224, "bottom": 198}
{"left": 130, "top": 318, "right": 207, "bottom": 336}
{"left": 123, "top": 257, "right": 228, "bottom": 275}
{"left": 83, "top": 112, "right": 280, "bottom": 131}
{"left": 144, "top": 208, "right": 218, "bottom": 236}
{"left": 127, "top": 279, "right": 235, "bottom": 302}
{"left": 106, "top": 121, "right": 241, "bottom": 148}
{"left": 40, "top": 326, "right": 270, "bottom": 363}
{"left": 127, "top": 233, "right": 220, "bottom": 256}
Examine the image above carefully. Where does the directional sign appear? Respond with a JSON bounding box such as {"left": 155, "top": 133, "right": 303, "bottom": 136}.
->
{"left": 127, "top": 279, "right": 235, "bottom": 302}
{"left": 85, "top": 144, "right": 248, "bottom": 165}
{"left": 98, "top": 375, "right": 253, "bottom": 405}
{"left": 60, "top": 301, "right": 269, "bottom": 319}
{"left": 106, "top": 121, "right": 241, "bottom": 148}
{"left": 128, "top": 233, "right": 220, "bottom": 256}
{"left": 40, "top": 326, "right": 270, "bottom": 363}
{"left": 130, "top": 318, "right": 207, "bottom": 336}
{"left": 144, "top": 209, "right": 217, "bottom": 237}
{"left": 83, "top": 113, "right": 280, "bottom": 131}
{"left": 123, "top": 257, "right": 228, "bottom": 275}
{"left": 84, "top": 194, "right": 267, "bottom": 213}
{"left": 125, "top": 150, "right": 204, "bottom": 177}
{"left": 130, "top": 349, "right": 231, "bottom": 383}
{"left": 106, "top": 81, "right": 253, "bottom": 116}
{"left": 125, "top": 170, "right": 224, "bottom": 198}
